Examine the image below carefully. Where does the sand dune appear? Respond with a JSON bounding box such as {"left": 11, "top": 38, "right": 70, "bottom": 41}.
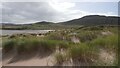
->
{"left": 3, "top": 56, "right": 54, "bottom": 66}
{"left": 3, "top": 54, "right": 54, "bottom": 66}
{"left": 0, "top": 48, "right": 2, "bottom": 67}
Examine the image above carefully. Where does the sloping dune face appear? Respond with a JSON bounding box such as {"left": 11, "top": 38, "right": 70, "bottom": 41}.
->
{"left": 0, "top": 48, "right": 2, "bottom": 67}
{"left": 3, "top": 54, "right": 54, "bottom": 66}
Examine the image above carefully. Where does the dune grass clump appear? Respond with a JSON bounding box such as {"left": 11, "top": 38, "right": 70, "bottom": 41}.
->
{"left": 46, "top": 30, "right": 71, "bottom": 41}
{"left": 54, "top": 53, "right": 67, "bottom": 65}
{"left": 46, "top": 32, "right": 64, "bottom": 40}
{"left": 38, "top": 40, "right": 71, "bottom": 51}
{"left": 76, "top": 31, "right": 98, "bottom": 42}
{"left": 15, "top": 39, "right": 58, "bottom": 54}
{"left": 3, "top": 37, "right": 41, "bottom": 54}
{"left": 3, "top": 39, "right": 16, "bottom": 53}
{"left": 89, "top": 34, "right": 118, "bottom": 65}
{"left": 3, "top": 36, "right": 72, "bottom": 54}
{"left": 54, "top": 43, "right": 98, "bottom": 65}
{"left": 16, "top": 38, "right": 41, "bottom": 54}
{"left": 68, "top": 43, "right": 98, "bottom": 65}
{"left": 90, "top": 34, "right": 118, "bottom": 51}
{"left": 57, "top": 41, "right": 72, "bottom": 49}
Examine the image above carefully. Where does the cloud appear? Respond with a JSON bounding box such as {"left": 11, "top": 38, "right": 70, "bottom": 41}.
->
{"left": 2, "top": 2, "right": 60, "bottom": 24}
{"left": 1, "top": 0, "right": 120, "bottom": 2}
{"left": 0, "top": 2, "right": 2, "bottom": 23}
{"left": 2, "top": 2, "right": 76, "bottom": 24}
{"left": 2, "top": 2, "right": 117, "bottom": 24}
{"left": 49, "top": 1, "right": 75, "bottom": 12}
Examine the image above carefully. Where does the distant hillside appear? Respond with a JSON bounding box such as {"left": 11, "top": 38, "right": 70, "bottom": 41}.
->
{"left": 1, "top": 15, "right": 120, "bottom": 30}
{"left": 34, "top": 21, "right": 54, "bottom": 25}
{"left": 60, "top": 15, "right": 120, "bottom": 26}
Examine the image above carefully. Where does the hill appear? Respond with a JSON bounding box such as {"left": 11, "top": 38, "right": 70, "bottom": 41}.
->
{"left": 60, "top": 15, "right": 120, "bottom": 26}
{"left": 34, "top": 21, "right": 54, "bottom": 25}
{"left": 1, "top": 15, "right": 120, "bottom": 30}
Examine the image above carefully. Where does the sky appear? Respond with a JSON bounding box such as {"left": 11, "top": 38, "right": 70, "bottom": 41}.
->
{"left": 0, "top": 0, "right": 120, "bottom": 24}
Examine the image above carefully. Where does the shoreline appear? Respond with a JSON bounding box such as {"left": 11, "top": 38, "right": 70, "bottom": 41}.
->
{"left": 0, "top": 30, "right": 54, "bottom": 36}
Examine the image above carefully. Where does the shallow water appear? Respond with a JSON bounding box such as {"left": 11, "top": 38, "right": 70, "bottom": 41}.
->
{"left": 0, "top": 30, "right": 53, "bottom": 36}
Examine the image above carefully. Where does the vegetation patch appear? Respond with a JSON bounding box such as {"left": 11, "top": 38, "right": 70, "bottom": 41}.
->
{"left": 2, "top": 26, "right": 118, "bottom": 66}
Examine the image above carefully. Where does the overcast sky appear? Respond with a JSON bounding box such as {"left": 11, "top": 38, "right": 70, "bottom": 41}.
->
{"left": 0, "top": 0, "right": 119, "bottom": 24}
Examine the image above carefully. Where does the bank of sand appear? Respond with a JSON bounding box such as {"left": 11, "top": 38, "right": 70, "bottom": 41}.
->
{"left": 2, "top": 52, "right": 55, "bottom": 66}
{"left": 3, "top": 56, "right": 54, "bottom": 66}
{"left": 0, "top": 48, "right": 2, "bottom": 67}
{"left": 2, "top": 48, "right": 116, "bottom": 66}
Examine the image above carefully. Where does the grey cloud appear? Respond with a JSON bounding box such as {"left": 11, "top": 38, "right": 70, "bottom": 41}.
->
{"left": 2, "top": 2, "right": 115, "bottom": 24}
{"left": 2, "top": 2, "right": 60, "bottom": 24}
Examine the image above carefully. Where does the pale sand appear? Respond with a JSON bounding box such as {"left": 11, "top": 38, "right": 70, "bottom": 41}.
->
{"left": 0, "top": 48, "right": 2, "bottom": 67}
{"left": 2, "top": 48, "right": 116, "bottom": 66}
{"left": 3, "top": 54, "right": 55, "bottom": 66}
{"left": 99, "top": 49, "right": 116, "bottom": 65}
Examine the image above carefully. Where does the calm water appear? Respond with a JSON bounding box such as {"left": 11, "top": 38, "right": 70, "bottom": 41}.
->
{"left": 0, "top": 30, "right": 53, "bottom": 36}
